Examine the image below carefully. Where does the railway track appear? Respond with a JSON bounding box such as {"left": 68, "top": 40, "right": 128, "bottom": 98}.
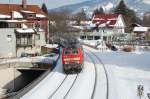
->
{"left": 51, "top": 51, "right": 101, "bottom": 99}
{"left": 21, "top": 48, "right": 107, "bottom": 99}
{"left": 49, "top": 73, "right": 79, "bottom": 99}
{"left": 85, "top": 52, "right": 98, "bottom": 99}
{"left": 49, "top": 53, "right": 98, "bottom": 99}
{"left": 85, "top": 48, "right": 109, "bottom": 99}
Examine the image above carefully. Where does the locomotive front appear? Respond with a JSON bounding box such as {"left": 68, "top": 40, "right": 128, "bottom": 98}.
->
{"left": 62, "top": 44, "right": 84, "bottom": 74}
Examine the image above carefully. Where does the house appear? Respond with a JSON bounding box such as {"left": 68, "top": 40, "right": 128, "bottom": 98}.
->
{"left": 133, "top": 26, "right": 150, "bottom": 40}
{"left": 91, "top": 14, "right": 126, "bottom": 41}
{"left": 0, "top": 0, "right": 49, "bottom": 39}
{"left": 0, "top": 0, "right": 48, "bottom": 58}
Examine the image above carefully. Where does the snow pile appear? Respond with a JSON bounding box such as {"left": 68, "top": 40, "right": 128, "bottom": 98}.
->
{"left": 0, "top": 14, "right": 11, "bottom": 18}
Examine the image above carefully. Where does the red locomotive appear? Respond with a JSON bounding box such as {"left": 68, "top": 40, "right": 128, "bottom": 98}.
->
{"left": 62, "top": 44, "right": 84, "bottom": 74}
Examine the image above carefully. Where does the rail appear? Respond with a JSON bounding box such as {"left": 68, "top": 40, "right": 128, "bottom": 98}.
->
{"left": 85, "top": 48, "right": 109, "bottom": 99}
{"left": 85, "top": 52, "right": 98, "bottom": 99}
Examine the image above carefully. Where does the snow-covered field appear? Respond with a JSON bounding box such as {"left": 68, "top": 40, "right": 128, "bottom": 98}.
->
{"left": 84, "top": 45, "right": 150, "bottom": 99}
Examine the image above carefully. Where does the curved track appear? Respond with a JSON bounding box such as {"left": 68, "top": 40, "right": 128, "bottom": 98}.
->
{"left": 20, "top": 47, "right": 109, "bottom": 99}
{"left": 85, "top": 48, "right": 109, "bottom": 99}
{"left": 85, "top": 52, "right": 98, "bottom": 99}
{"left": 49, "top": 73, "right": 79, "bottom": 99}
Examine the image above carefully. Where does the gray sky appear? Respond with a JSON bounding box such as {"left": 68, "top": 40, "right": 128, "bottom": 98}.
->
{"left": 0, "top": 0, "right": 88, "bottom": 9}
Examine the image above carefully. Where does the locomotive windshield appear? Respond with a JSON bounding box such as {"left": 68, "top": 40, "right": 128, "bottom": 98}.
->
{"left": 64, "top": 50, "right": 71, "bottom": 55}
{"left": 64, "top": 48, "right": 79, "bottom": 55}
{"left": 72, "top": 49, "right": 78, "bottom": 54}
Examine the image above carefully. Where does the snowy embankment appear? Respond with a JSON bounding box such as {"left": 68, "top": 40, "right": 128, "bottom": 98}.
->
{"left": 84, "top": 45, "right": 150, "bottom": 99}
{"left": 20, "top": 59, "right": 66, "bottom": 99}
{"left": 21, "top": 53, "right": 96, "bottom": 99}
{"left": 0, "top": 57, "right": 54, "bottom": 64}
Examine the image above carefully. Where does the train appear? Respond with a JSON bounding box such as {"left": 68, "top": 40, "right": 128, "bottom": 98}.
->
{"left": 62, "top": 42, "right": 84, "bottom": 74}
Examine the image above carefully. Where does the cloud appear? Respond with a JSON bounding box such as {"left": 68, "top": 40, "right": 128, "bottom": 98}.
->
{"left": 143, "top": 0, "right": 150, "bottom": 4}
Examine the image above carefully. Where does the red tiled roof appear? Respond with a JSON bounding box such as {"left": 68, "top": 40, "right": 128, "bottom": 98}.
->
{"left": 92, "top": 14, "right": 120, "bottom": 27}
{"left": 0, "top": 4, "right": 46, "bottom": 16}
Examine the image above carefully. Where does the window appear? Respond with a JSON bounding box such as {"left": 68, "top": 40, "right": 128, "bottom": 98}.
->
{"left": 16, "top": 34, "right": 32, "bottom": 46}
{"left": 27, "top": 13, "right": 36, "bottom": 18}
{"left": 7, "top": 35, "right": 12, "bottom": 41}
{"left": 7, "top": 35, "right": 12, "bottom": 38}
{"left": 72, "top": 49, "right": 78, "bottom": 54}
{"left": 80, "top": 36, "right": 86, "bottom": 40}
{"left": 64, "top": 50, "right": 71, "bottom": 55}
{"left": 8, "top": 23, "right": 16, "bottom": 28}
{"left": 94, "top": 36, "right": 100, "bottom": 40}
{"left": 87, "top": 36, "right": 93, "bottom": 40}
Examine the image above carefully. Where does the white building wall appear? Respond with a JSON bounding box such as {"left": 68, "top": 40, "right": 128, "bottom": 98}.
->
{"left": 0, "top": 28, "right": 16, "bottom": 58}
{"left": 35, "top": 31, "right": 46, "bottom": 46}
{"left": 115, "top": 15, "right": 126, "bottom": 33}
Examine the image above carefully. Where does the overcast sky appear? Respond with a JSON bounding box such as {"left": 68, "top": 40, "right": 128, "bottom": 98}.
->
{"left": 0, "top": 0, "right": 88, "bottom": 9}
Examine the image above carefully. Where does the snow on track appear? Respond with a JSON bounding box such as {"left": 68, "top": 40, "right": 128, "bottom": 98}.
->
{"left": 85, "top": 49, "right": 108, "bottom": 99}
{"left": 49, "top": 74, "right": 78, "bottom": 99}
{"left": 64, "top": 54, "right": 96, "bottom": 99}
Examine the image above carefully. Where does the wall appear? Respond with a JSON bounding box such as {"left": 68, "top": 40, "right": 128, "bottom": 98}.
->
{"left": 0, "top": 28, "right": 16, "bottom": 58}
{"left": 35, "top": 31, "right": 46, "bottom": 47}
{"left": 0, "top": 68, "right": 21, "bottom": 93}
{"left": 115, "top": 15, "right": 125, "bottom": 33}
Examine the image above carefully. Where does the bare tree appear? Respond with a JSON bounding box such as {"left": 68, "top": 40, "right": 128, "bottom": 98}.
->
{"left": 74, "top": 9, "right": 87, "bottom": 25}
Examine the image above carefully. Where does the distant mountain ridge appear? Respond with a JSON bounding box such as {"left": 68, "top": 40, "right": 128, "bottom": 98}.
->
{"left": 49, "top": 0, "right": 150, "bottom": 16}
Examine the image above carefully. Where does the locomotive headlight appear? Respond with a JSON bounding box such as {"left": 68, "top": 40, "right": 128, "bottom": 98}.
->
{"left": 64, "top": 58, "right": 71, "bottom": 61}
{"left": 64, "top": 57, "right": 80, "bottom": 61}
{"left": 73, "top": 57, "right": 80, "bottom": 61}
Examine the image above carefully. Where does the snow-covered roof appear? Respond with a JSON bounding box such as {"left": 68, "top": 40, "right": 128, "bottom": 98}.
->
{"left": 0, "top": 14, "right": 11, "bottom": 18}
{"left": 12, "top": 11, "right": 23, "bottom": 18}
{"left": 92, "top": 14, "right": 120, "bottom": 28}
{"left": 42, "top": 44, "right": 58, "bottom": 48}
{"left": 133, "top": 27, "right": 149, "bottom": 32}
{"left": 16, "top": 28, "right": 35, "bottom": 33}
{"left": 21, "top": 10, "right": 35, "bottom": 14}
{"left": 4, "top": 20, "right": 27, "bottom": 23}
{"left": 36, "top": 14, "right": 46, "bottom": 18}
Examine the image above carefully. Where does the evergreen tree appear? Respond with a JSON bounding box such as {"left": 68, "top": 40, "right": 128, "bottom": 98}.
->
{"left": 92, "top": 7, "right": 104, "bottom": 17}
{"left": 114, "top": 0, "right": 138, "bottom": 32}
{"left": 99, "top": 7, "right": 104, "bottom": 14}
{"left": 41, "top": 3, "right": 48, "bottom": 14}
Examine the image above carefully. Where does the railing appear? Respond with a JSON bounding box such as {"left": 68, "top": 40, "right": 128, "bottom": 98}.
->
{"left": 0, "top": 57, "right": 55, "bottom": 70}
{"left": 108, "top": 41, "right": 150, "bottom": 46}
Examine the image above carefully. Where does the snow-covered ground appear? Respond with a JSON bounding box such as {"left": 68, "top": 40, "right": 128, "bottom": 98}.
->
{"left": 1, "top": 45, "right": 149, "bottom": 99}
{"left": 84, "top": 45, "right": 150, "bottom": 99}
